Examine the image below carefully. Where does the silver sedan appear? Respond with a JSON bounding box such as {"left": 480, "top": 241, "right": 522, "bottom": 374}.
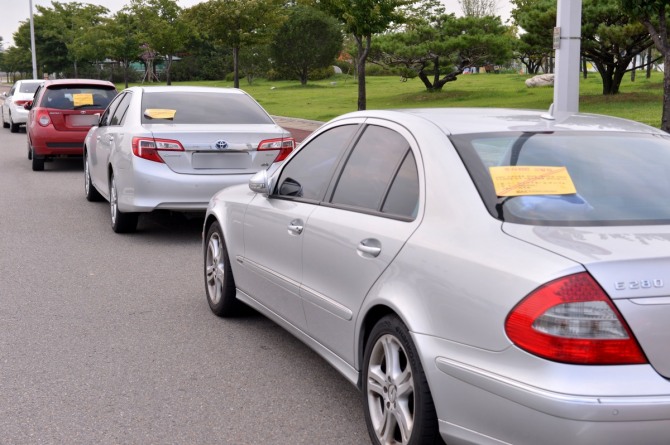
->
{"left": 84, "top": 86, "right": 295, "bottom": 233}
{"left": 203, "top": 108, "right": 670, "bottom": 445}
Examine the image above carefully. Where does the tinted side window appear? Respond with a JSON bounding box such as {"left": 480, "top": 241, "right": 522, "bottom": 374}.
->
{"left": 99, "top": 93, "right": 125, "bottom": 127}
{"left": 382, "top": 151, "right": 419, "bottom": 218}
{"left": 276, "top": 124, "right": 358, "bottom": 201}
{"left": 109, "top": 93, "right": 132, "bottom": 126}
{"left": 331, "top": 125, "right": 413, "bottom": 213}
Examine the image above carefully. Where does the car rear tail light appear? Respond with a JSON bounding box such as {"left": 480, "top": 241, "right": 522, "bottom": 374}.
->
{"left": 257, "top": 137, "right": 295, "bottom": 162}
{"left": 505, "top": 273, "right": 647, "bottom": 365}
{"left": 14, "top": 100, "right": 30, "bottom": 106}
{"left": 36, "top": 110, "right": 51, "bottom": 127}
{"left": 131, "top": 137, "right": 184, "bottom": 163}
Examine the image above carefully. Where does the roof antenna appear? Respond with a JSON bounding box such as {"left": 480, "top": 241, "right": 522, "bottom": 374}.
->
{"left": 542, "top": 103, "right": 555, "bottom": 121}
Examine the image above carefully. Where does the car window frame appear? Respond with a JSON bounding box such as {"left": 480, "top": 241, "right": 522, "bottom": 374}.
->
{"left": 99, "top": 92, "right": 126, "bottom": 127}
{"left": 271, "top": 118, "right": 424, "bottom": 223}
{"left": 108, "top": 92, "right": 132, "bottom": 127}
{"left": 326, "top": 124, "right": 420, "bottom": 221}
{"left": 271, "top": 122, "right": 363, "bottom": 204}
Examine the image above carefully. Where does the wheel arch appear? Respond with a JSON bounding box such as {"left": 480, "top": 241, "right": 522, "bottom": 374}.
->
{"left": 356, "top": 304, "right": 401, "bottom": 389}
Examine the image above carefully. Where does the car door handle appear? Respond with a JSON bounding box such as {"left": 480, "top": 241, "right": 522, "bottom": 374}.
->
{"left": 288, "top": 219, "right": 304, "bottom": 235}
{"left": 357, "top": 239, "right": 381, "bottom": 258}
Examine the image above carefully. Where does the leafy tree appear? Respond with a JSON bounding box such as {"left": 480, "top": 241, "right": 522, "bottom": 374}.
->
{"left": 270, "top": 6, "right": 343, "bottom": 85}
{"left": 581, "top": 0, "right": 652, "bottom": 95}
{"left": 373, "top": 13, "right": 514, "bottom": 91}
{"left": 318, "top": 0, "right": 415, "bottom": 110}
{"left": 0, "top": 46, "right": 33, "bottom": 81}
{"left": 129, "top": 0, "right": 190, "bottom": 85}
{"left": 98, "top": 10, "right": 144, "bottom": 87}
{"left": 510, "top": 0, "right": 555, "bottom": 74}
{"left": 459, "top": 0, "right": 499, "bottom": 17}
{"left": 12, "top": 2, "right": 109, "bottom": 77}
{"left": 512, "top": 0, "right": 652, "bottom": 95}
{"left": 185, "top": 0, "right": 286, "bottom": 88}
{"left": 619, "top": 0, "right": 670, "bottom": 130}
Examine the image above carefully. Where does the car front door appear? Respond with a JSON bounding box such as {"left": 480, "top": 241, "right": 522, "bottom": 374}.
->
{"left": 299, "top": 121, "right": 423, "bottom": 365}
{"left": 239, "top": 123, "right": 360, "bottom": 330}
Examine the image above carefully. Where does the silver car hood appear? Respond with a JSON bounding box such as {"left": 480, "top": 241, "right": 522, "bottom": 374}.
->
{"left": 503, "top": 223, "right": 670, "bottom": 378}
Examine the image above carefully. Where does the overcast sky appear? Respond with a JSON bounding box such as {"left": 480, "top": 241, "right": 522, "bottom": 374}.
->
{"left": 1, "top": 0, "right": 513, "bottom": 48}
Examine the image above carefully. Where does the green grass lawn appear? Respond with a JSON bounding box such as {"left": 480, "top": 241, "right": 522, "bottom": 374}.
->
{"left": 139, "top": 70, "right": 664, "bottom": 127}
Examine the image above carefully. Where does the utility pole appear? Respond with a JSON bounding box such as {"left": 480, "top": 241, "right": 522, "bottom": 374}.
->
{"left": 29, "top": 0, "right": 38, "bottom": 79}
{"left": 550, "top": 0, "right": 582, "bottom": 118}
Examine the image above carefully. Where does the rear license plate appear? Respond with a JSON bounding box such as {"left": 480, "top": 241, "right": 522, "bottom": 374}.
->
{"left": 191, "top": 152, "right": 251, "bottom": 169}
{"left": 67, "top": 114, "right": 98, "bottom": 127}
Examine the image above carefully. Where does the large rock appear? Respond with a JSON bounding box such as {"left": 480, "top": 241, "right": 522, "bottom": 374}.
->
{"left": 525, "top": 74, "right": 555, "bottom": 87}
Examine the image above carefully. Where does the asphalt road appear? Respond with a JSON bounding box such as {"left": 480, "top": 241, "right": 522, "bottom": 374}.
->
{"left": 0, "top": 126, "right": 369, "bottom": 443}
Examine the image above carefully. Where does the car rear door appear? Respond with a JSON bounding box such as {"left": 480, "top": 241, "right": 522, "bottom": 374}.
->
{"left": 89, "top": 92, "right": 132, "bottom": 196}
{"left": 299, "top": 121, "right": 423, "bottom": 364}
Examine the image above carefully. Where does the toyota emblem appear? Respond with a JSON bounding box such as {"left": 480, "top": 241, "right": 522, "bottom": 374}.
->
{"left": 215, "top": 140, "right": 229, "bottom": 150}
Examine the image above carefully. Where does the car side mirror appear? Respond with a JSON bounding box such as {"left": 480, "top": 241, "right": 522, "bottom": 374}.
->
{"left": 1, "top": 92, "right": 7, "bottom": 97}
{"left": 23, "top": 101, "right": 33, "bottom": 110}
{"left": 249, "top": 170, "right": 270, "bottom": 195}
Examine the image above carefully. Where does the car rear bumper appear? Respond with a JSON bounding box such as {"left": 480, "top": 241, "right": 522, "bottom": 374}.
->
{"left": 31, "top": 131, "right": 87, "bottom": 157}
{"left": 9, "top": 106, "right": 29, "bottom": 124}
{"left": 414, "top": 333, "right": 670, "bottom": 445}
{"left": 116, "top": 158, "right": 255, "bottom": 213}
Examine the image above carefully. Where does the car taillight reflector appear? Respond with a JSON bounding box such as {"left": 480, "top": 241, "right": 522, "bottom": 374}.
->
{"left": 14, "top": 100, "right": 30, "bottom": 106}
{"left": 505, "top": 273, "right": 647, "bottom": 365}
{"left": 37, "top": 111, "right": 51, "bottom": 127}
{"left": 257, "top": 137, "right": 295, "bottom": 163}
{"left": 131, "top": 137, "right": 184, "bottom": 163}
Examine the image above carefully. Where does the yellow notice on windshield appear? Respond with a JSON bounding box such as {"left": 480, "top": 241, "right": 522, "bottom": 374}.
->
{"left": 73, "top": 93, "right": 94, "bottom": 107}
{"left": 490, "top": 166, "right": 576, "bottom": 196}
{"left": 144, "top": 109, "right": 176, "bottom": 119}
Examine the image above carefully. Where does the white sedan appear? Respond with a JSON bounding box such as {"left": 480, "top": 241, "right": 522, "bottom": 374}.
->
{"left": 84, "top": 86, "right": 295, "bottom": 233}
{"left": 1, "top": 79, "right": 44, "bottom": 133}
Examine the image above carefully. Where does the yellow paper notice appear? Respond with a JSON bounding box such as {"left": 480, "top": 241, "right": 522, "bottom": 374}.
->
{"left": 490, "top": 166, "right": 577, "bottom": 196}
{"left": 73, "top": 93, "right": 94, "bottom": 107}
{"left": 144, "top": 109, "right": 176, "bottom": 119}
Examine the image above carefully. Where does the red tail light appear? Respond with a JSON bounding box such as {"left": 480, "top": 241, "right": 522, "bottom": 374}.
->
{"left": 132, "top": 137, "right": 184, "bottom": 163}
{"left": 14, "top": 100, "right": 30, "bottom": 107}
{"left": 505, "top": 273, "right": 647, "bottom": 365}
{"left": 257, "top": 137, "right": 295, "bottom": 163}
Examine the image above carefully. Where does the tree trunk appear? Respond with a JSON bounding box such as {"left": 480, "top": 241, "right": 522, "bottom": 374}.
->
{"left": 355, "top": 35, "right": 371, "bottom": 111}
{"left": 582, "top": 58, "right": 588, "bottom": 79}
{"left": 662, "top": 52, "right": 670, "bottom": 132}
{"left": 233, "top": 46, "right": 240, "bottom": 89}
{"left": 166, "top": 55, "right": 173, "bottom": 86}
{"left": 647, "top": 48, "right": 652, "bottom": 79}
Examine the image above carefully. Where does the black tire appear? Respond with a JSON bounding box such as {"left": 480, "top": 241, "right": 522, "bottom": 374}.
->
{"left": 1, "top": 110, "right": 8, "bottom": 128}
{"left": 9, "top": 116, "right": 19, "bottom": 133}
{"left": 27, "top": 141, "right": 32, "bottom": 159}
{"left": 84, "top": 154, "right": 102, "bottom": 202}
{"left": 204, "top": 221, "right": 241, "bottom": 317}
{"left": 109, "top": 172, "right": 138, "bottom": 233}
{"left": 362, "top": 315, "right": 441, "bottom": 445}
{"left": 31, "top": 155, "right": 44, "bottom": 171}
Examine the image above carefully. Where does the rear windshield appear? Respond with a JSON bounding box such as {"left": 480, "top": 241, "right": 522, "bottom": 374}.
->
{"left": 140, "top": 91, "right": 274, "bottom": 125}
{"left": 451, "top": 131, "right": 670, "bottom": 226}
{"left": 42, "top": 86, "right": 116, "bottom": 110}
{"left": 19, "top": 82, "right": 42, "bottom": 94}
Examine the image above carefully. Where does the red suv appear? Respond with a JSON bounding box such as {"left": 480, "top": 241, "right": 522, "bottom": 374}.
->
{"left": 26, "top": 79, "right": 117, "bottom": 171}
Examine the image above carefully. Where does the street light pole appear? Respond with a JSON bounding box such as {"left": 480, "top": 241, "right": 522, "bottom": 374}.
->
{"left": 550, "top": 0, "right": 582, "bottom": 117}
{"left": 29, "top": 0, "right": 38, "bottom": 79}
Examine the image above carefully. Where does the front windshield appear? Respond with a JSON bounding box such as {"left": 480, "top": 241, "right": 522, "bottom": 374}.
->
{"left": 451, "top": 131, "right": 670, "bottom": 226}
